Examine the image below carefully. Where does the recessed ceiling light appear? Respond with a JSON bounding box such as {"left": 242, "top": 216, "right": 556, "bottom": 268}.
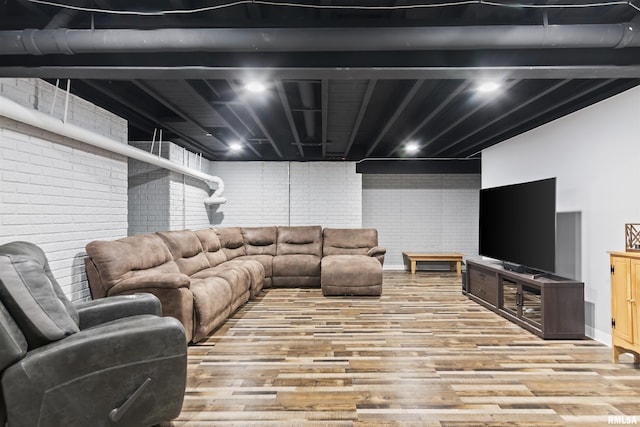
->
{"left": 229, "top": 142, "right": 243, "bottom": 152}
{"left": 476, "top": 81, "right": 501, "bottom": 93}
{"left": 405, "top": 142, "right": 419, "bottom": 154}
{"left": 245, "top": 81, "right": 267, "bottom": 93}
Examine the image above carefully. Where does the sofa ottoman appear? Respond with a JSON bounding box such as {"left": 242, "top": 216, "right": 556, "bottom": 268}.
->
{"left": 321, "top": 255, "right": 382, "bottom": 296}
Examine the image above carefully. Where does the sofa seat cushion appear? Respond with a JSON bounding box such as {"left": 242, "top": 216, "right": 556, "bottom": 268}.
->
{"left": 273, "top": 255, "right": 321, "bottom": 277}
{"left": 234, "top": 255, "right": 273, "bottom": 279}
{"left": 321, "top": 255, "right": 382, "bottom": 296}
{"left": 219, "top": 259, "right": 265, "bottom": 298}
{"left": 189, "top": 277, "right": 237, "bottom": 342}
{"left": 191, "top": 265, "right": 251, "bottom": 303}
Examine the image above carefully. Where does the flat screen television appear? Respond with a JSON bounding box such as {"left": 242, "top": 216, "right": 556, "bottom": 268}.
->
{"left": 479, "top": 177, "right": 556, "bottom": 274}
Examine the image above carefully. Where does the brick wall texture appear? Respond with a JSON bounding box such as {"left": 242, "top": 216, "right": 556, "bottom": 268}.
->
{"left": 0, "top": 78, "right": 128, "bottom": 302}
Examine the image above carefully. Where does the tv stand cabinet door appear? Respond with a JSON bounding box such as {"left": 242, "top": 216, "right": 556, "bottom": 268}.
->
{"left": 468, "top": 264, "right": 498, "bottom": 307}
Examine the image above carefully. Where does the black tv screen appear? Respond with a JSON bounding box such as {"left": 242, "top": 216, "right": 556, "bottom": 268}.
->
{"left": 479, "top": 178, "right": 556, "bottom": 273}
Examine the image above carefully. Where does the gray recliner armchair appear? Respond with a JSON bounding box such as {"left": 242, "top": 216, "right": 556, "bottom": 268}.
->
{"left": 0, "top": 241, "right": 187, "bottom": 427}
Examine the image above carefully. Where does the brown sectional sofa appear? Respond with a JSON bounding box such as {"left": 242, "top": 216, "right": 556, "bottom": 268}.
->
{"left": 85, "top": 226, "right": 385, "bottom": 343}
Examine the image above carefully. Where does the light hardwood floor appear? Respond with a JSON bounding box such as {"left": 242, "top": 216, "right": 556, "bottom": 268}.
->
{"left": 163, "top": 271, "right": 640, "bottom": 426}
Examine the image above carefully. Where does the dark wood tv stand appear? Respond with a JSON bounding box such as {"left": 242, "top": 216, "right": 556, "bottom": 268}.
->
{"left": 466, "top": 259, "right": 585, "bottom": 339}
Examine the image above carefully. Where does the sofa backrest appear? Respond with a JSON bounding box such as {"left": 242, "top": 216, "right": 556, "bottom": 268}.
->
{"left": 322, "top": 228, "right": 378, "bottom": 256}
{"left": 194, "top": 228, "right": 227, "bottom": 267}
{"left": 215, "top": 227, "right": 247, "bottom": 260}
{"left": 242, "top": 227, "right": 277, "bottom": 256}
{"left": 157, "top": 230, "right": 210, "bottom": 276}
{"left": 277, "top": 226, "right": 322, "bottom": 256}
{"left": 85, "top": 234, "right": 181, "bottom": 298}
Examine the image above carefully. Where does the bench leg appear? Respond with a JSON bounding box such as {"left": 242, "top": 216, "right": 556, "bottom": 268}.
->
{"left": 456, "top": 261, "right": 461, "bottom": 276}
{"left": 411, "top": 260, "right": 416, "bottom": 274}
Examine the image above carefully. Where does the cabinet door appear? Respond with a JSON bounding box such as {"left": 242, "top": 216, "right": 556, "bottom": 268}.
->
{"left": 631, "top": 259, "right": 640, "bottom": 345}
{"left": 520, "top": 284, "right": 542, "bottom": 328}
{"left": 612, "top": 256, "right": 633, "bottom": 343}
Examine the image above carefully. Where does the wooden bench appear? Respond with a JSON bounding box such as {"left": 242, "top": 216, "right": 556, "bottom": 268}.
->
{"left": 402, "top": 252, "right": 464, "bottom": 275}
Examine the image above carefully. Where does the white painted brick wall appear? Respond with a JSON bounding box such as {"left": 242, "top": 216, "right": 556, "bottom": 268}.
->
{"left": 0, "top": 78, "right": 128, "bottom": 302}
{"left": 128, "top": 148, "right": 170, "bottom": 235}
{"left": 128, "top": 141, "right": 213, "bottom": 232}
{"left": 289, "top": 162, "right": 362, "bottom": 227}
{"left": 209, "top": 161, "right": 361, "bottom": 228}
{"left": 363, "top": 174, "right": 480, "bottom": 270}
{"left": 208, "top": 161, "right": 291, "bottom": 226}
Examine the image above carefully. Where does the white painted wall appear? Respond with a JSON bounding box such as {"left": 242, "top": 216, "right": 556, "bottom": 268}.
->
{"left": 363, "top": 174, "right": 480, "bottom": 270}
{"left": 208, "top": 161, "right": 362, "bottom": 228}
{"left": 482, "top": 85, "right": 640, "bottom": 343}
{"left": 0, "top": 78, "right": 128, "bottom": 302}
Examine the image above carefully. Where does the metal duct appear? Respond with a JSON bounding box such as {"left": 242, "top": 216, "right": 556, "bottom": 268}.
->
{"left": 0, "top": 95, "right": 227, "bottom": 205}
{"left": 298, "top": 82, "right": 316, "bottom": 140}
{"left": 0, "top": 23, "right": 638, "bottom": 55}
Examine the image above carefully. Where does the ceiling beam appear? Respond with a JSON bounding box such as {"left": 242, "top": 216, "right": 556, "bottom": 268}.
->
{"left": 457, "top": 79, "right": 617, "bottom": 158}
{"left": 226, "top": 79, "right": 284, "bottom": 159}
{"left": 432, "top": 79, "right": 571, "bottom": 157}
{"left": 4, "top": 66, "right": 640, "bottom": 80}
{"left": 188, "top": 80, "right": 262, "bottom": 158}
{"left": 275, "top": 81, "right": 304, "bottom": 157}
{"left": 344, "top": 79, "right": 376, "bottom": 157}
{"left": 81, "top": 80, "right": 211, "bottom": 156}
{"left": 423, "top": 79, "right": 520, "bottom": 156}
{"left": 386, "top": 80, "right": 470, "bottom": 156}
{"left": 132, "top": 80, "right": 226, "bottom": 157}
{"left": 365, "top": 80, "right": 424, "bottom": 157}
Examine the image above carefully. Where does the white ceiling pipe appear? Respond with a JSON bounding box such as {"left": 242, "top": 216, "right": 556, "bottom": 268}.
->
{"left": 0, "top": 95, "right": 227, "bottom": 205}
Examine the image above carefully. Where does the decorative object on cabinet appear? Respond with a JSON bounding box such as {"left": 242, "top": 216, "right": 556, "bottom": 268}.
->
{"left": 625, "top": 224, "right": 640, "bottom": 252}
{"left": 466, "top": 259, "right": 584, "bottom": 339}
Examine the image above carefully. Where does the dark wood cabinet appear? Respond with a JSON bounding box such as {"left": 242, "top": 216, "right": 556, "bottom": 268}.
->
{"left": 466, "top": 259, "right": 585, "bottom": 339}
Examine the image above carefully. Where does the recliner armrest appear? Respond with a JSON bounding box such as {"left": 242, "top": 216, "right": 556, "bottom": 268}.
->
{"left": 108, "top": 273, "right": 191, "bottom": 295}
{"left": 75, "top": 294, "right": 162, "bottom": 330}
{"left": 367, "top": 246, "right": 386, "bottom": 257}
{"left": 367, "top": 246, "right": 387, "bottom": 266}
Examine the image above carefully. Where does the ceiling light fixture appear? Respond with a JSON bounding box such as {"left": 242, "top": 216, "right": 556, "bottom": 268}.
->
{"left": 405, "top": 142, "right": 419, "bottom": 154}
{"left": 229, "top": 142, "right": 243, "bottom": 152}
{"left": 476, "top": 81, "right": 502, "bottom": 93}
{"left": 245, "top": 81, "right": 267, "bottom": 93}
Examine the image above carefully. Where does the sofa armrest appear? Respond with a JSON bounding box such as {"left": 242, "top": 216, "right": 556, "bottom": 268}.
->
{"left": 2, "top": 315, "right": 187, "bottom": 427}
{"left": 367, "top": 246, "right": 386, "bottom": 266}
{"left": 75, "top": 294, "right": 162, "bottom": 330}
{"left": 109, "top": 273, "right": 191, "bottom": 295}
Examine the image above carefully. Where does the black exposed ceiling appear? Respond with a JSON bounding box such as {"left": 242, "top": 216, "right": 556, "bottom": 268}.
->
{"left": 0, "top": 0, "right": 639, "bottom": 163}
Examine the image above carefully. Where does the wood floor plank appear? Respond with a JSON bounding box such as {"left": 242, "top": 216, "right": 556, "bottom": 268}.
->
{"left": 162, "top": 272, "right": 640, "bottom": 426}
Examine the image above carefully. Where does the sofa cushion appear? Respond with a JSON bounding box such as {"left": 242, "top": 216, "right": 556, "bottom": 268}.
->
{"left": 86, "top": 234, "right": 181, "bottom": 291}
{"left": 194, "top": 228, "right": 227, "bottom": 267}
{"left": 322, "top": 228, "right": 379, "bottom": 256}
{"left": 0, "top": 255, "right": 79, "bottom": 349}
{"left": 189, "top": 277, "right": 235, "bottom": 342}
{"left": 273, "top": 254, "right": 321, "bottom": 277}
{"left": 242, "top": 227, "right": 277, "bottom": 256}
{"left": 157, "top": 230, "right": 210, "bottom": 276}
{"left": 276, "top": 226, "right": 322, "bottom": 256}
{"left": 321, "top": 255, "right": 382, "bottom": 296}
{"left": 0, "top": 299, "right": 27, "bottom": 372}
{"left": 215, "top": 228, "right": 247, "bottom": 260}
